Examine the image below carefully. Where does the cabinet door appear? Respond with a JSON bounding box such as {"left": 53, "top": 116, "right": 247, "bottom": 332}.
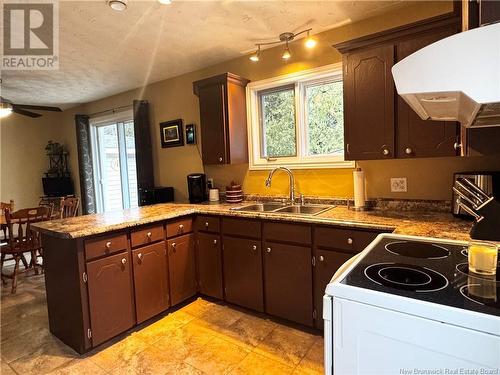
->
{"left": 396, "top": 29, "right": 459, "bottom": 158}
{"left": 314, "top": 249, "right": 353, "bottom": 329}
{"left": 263, "top": 242, "right": 313, "bottom": 326}
{"left": 198, "top": 83, "right": 227, "bottom": 165}
{"left": 167, "top": 234, "right": 196, "bottom": 306}
{"left": 344, "top": 45, "right": 395, "bottom": 160}
{"left": 196, "top": 233, "right": 223, "bottom": 299}
{"left": 132, "top": 242, "right": 169, "bottom": 324}
{"left": 479, "top": 0, "right": 500, "bottom": 26}
{"left": 223, "top": 236, "right": 264, "bottom": 312}
{"left": 86, "top": 252, "right": 135, "bottom": 346}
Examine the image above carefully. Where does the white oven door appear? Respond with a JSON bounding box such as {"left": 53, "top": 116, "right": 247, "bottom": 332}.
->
{"left": 333, "top": 297, "right": 500, "bottom": 374}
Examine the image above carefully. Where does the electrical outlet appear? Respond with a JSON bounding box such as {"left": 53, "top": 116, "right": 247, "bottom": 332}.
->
{"left": 390, "top": 177, "right": 407, "bottom": 193}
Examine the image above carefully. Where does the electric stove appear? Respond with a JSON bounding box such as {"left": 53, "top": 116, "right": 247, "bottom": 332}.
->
{"left": 342, "top": 236, "right": 500, "bottom": 317}
{"left": 323, "top": 233, "right": 500, "bottom": 375}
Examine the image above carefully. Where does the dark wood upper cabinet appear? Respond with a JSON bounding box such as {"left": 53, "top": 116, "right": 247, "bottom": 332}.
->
{"left": 132, "top": 242, "right": 170, "bottom": 324}
{"left": 223, "top": 236, "right": 264, "bottom": 312}
{"left": 335, "top": 12, "right": 462, "bottom": 160}
{"left": 86, "top": 252, "right": 135, "bottom": 346}
{"left": 263, "top": 241, "right": 313, "bottom": 326}
{"left": 167, "top": 233, "right": 197, "bottom": 306}
{"left": 193, "top": 73, "right": 250, "bottom": 165}
{"left": 196, "top": 232, "right": 223, "bottom": 299}
{"left": 395, "top": 29, "right": 460, "bottom": 158}
{"left": 343, "top": 45, "right": 395, "bottom": 160}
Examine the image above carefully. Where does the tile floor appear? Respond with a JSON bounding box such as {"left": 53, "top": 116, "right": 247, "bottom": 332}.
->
{"left": 1, "top": 266, "right": 324, "bottom": 374}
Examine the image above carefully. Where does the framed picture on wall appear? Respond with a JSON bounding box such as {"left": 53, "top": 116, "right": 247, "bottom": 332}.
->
{"left": 185, "top": 124, "right": 196, "bottom": 145}
{"left": 160, "top": 119, "right": 184, "bottom": 148}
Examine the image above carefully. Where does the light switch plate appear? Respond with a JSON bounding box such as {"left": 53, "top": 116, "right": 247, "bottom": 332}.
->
{"left": 390, "top": 177, "right": 407, "bottom": 193}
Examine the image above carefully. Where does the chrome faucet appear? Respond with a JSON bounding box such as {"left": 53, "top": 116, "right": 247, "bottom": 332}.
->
{"left": 265, "top": 167, "right": 296, "bottom": 204}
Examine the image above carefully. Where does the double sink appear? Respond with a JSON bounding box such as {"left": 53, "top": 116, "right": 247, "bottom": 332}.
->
{"left": 231, "top": 202, "right": 334, "bottom": 216}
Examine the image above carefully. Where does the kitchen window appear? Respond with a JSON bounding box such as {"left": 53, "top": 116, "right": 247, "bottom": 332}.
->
{"left": 90, "top": 110, "right": 138, "bottom": 213}
{"left": 247, "top": 63, "right": 353, "bottom": 169}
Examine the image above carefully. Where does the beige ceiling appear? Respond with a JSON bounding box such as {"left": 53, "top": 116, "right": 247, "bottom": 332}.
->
{"left": 1, "top": 0, "right": 411, "bottom": 108}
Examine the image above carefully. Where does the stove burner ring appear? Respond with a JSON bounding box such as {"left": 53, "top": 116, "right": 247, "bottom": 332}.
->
{"left": 460, "top": 285, "right": 499, "bottom": 308}
{"left": 377, "top": 266, "right": 432, "bottom": 286}
{"left": 364, "top": 262, "right": 449, "bottom": 293}
{"left": 385, "top": 241, "right": 450, "bottom": 259}
{"left": 455, "top": 262, "right": 500, "bottom": 282}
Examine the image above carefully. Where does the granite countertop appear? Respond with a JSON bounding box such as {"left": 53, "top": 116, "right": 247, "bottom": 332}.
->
{"left": 32, "top": 202, "right": 473, "bottom": 241}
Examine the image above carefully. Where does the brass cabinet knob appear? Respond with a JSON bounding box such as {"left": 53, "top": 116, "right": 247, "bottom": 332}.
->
{"left": 179, "top": 224, "right": 184, "bottom": 230}
{"left": 219, "top": 157, "right": 223, "bottom": 163}
{"left": 147, "top": 232, "right": 152, "bottom": 238}
{"left": 121, "top": 258, "right": 127, "bottom": 265}
{"left": 266, "top": 247, "right": 271, "bottom": 253}
{"left": 172, "top": 242, "right": 176, "bottom": 249}
{"left": 319, "top": 255, "right": 325, "bottom": 262}
{"left": 205, "top": 222, "right": 209, "bottom": 228}
{"left": 138, "top": 253, "right": 143, "bottom": 260}
{"left": 105, "top": 241, "right": 112, "bottom": 249}
{"left": 252, "top": 245, "right": 257, "bottom": 251}
{"left": 213, "top": 239, "right": 217, "bottom": 245}
{"left": 382, "top": 148, "right": 390, "bottom": 156}
{"left": 405, "top": 147, "right": 413, "bottom": 155}
{"left": 454, "top": 142, "right": 462, "bottom": 151}
{"left": 347, "top": 237, "right": 353, "bottom": 245}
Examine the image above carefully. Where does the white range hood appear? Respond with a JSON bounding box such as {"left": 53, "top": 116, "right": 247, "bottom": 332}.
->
{"left": 392, "top": 23, "right": 500, "bottom": 128}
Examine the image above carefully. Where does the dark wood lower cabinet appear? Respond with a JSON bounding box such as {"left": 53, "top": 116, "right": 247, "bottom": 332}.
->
{"left": 196, "top": 232, "right": 223, "bottom": 299}
{"left": 167, "top": 234, "right": 197, "bottom": 306}
{"left": 314, "top": 249, "right": 353, "bottom": 329}
{"left": 132, "top": 242, "right": 170, "bottom": 324}
{"left": 86, "top": 252, "right": 135, "bottom": 346}
{"left": 223, "top": 236, "right": 264, "bottom": 312}
{"left": 263, "top": 241, "right": 313, "bottom": 326}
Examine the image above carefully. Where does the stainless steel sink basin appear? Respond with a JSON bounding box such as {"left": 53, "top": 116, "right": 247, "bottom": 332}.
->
{"left": 232, "top": 203, "right": 287, "bottom": 212}
{"left": 274, "top": 205, "right": 333, "bottom": 215}
{"left": 231, "top": 203, "right": 334, "bottom": 216}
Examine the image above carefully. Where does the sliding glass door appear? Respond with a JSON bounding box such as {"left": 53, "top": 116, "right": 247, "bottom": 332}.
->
{"left": 91, "top": 120, "right": 138, "bottom": 213}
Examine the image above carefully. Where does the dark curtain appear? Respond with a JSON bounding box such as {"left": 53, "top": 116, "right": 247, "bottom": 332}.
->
{"left": 75, "top": 114, "right": 97, "bottom": 214}
{"left": 133, "top": 100, "right": 154, "bottom": 199}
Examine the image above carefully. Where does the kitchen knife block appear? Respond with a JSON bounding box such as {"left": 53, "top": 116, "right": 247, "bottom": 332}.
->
{"left": 470, "top": 198, "right": 500, "bottom": 242}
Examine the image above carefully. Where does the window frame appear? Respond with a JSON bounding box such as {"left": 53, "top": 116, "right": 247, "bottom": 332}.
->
{"left": 89, "top": 109, "right": 137, "bottom": 213}
{"left": 246, "top": 63, "right": 354, "bottom": 170}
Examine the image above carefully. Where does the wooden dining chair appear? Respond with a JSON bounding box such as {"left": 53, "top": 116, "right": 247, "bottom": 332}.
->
{"left": 59, "top": 197, "right": 79, "bottom": 219}
{"left": 0, "top": 200, "right": 14, "bottom": 243}
{"left": 1, "top": 206, "right": 51, "bottom": 293}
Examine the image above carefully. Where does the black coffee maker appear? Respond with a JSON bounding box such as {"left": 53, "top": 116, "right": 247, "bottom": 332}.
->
{"left": 187, "top": 173, "right": 207, "bottom": 203}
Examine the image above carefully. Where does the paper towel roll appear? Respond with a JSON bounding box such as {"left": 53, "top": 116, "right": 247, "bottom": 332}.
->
{"left": 353, "top": 168, "right": 366, "bottom": 208}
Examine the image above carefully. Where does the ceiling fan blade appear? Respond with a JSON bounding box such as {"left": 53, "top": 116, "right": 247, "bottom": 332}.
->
{"left": 14, "top": 104, "right": 62, "bottom": 112}
{"left": 12, "top": 107, "right": 42, "bottom": 118}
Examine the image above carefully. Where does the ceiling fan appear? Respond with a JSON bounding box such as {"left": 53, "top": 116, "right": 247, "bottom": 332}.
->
{"left": 0, "top": 97, "right": 62, "bottom": 118}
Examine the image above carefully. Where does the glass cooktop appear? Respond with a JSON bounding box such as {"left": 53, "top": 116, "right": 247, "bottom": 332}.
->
{"left": 341, "top": 237, "right": 500, "bottom": 317}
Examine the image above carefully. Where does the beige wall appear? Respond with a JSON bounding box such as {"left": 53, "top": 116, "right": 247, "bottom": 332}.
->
{"left": 0, "top": 110, "right": 78, "bottom": 208}
{"left": 4, "top": 1, "right": 499, "bottom": 207}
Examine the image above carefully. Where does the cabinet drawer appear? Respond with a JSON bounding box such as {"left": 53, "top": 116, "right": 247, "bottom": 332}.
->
{"left": 130, "top": 224, "right": 164, "bottom": 248}
{"left": 263, "top": 222, "right": 311, "bottom": 245}
{"left": 222, "top": 217, "right": 261, "bottom": 239}
{"left": 194, "top": 215, "right": 220, "bottom": 233}
{"left": 85, "top": 233, "right": 128, "bottom": 260}
{"left": 166, "top": 218, "right": 193, "bottom": 238}
{"left": 315, "top": 226, "right": 382, "bottom": 254}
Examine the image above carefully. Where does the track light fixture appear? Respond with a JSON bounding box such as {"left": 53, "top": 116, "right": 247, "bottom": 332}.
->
{"left": 249, "top": 45, "right": 260, "bottom": 62}
{"left": 249, "top": 28, "right": 316, "bottom": 62}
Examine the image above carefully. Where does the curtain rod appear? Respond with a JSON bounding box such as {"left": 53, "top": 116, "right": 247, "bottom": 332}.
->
{"left": 88, "top": 104, "right": 132, "bottom": 118}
